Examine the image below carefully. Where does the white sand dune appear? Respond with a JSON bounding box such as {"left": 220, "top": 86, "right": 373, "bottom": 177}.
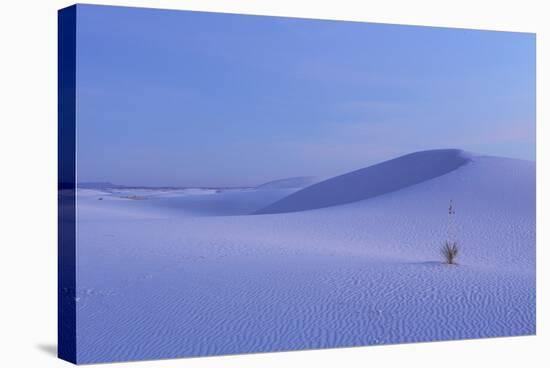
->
{"left": 74, "top": 149, "right": 535, "bottom": 363}
{"left": 255, "top": 149, "right": 471, "bottom": 214}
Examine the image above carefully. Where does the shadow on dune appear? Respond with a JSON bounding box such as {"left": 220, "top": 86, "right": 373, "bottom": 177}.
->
{"left": 255, "top": 149, "right": 472, "bottom": 215}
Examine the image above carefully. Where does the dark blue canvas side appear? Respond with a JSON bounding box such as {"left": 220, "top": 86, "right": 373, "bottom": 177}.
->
{"left": 58, "top": 4, "right": 77, "bottom": 364}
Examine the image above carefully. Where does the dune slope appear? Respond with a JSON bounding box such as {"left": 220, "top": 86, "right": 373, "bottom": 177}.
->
{"left": 255, "top": 149, "right": 471, "bottom": 214}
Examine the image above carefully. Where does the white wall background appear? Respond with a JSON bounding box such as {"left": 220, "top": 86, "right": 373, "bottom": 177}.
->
{"left": 0, "top": 0, "right": 547, "bottom": 367}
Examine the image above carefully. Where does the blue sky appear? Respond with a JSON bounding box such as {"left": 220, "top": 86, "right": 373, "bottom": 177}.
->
{"left": 75, "top": 5, "right": 535, "bottom": 187}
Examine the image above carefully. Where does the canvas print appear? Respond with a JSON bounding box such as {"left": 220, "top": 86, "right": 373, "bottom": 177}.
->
{"left": 58, "top": 4, "right": 536, "bottom": 364}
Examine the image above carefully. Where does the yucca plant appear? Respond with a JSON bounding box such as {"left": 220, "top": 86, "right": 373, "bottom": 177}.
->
{"left": 441, "top": 200, "right": 459, "bottom": 265}
{"left": 441, "top": 241, "right": 459, "bottom": 265}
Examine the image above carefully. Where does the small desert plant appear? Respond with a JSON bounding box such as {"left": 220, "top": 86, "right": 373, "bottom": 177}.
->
{"left": 441, "top": 241, "right": 459, "bottom": 265}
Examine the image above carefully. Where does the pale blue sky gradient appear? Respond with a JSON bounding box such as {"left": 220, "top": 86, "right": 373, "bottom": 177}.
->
{"left": 75, "top": 5, "right": 535, "bottom": 187}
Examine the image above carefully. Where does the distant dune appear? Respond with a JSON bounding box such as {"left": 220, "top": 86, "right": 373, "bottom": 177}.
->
{"left": 255, "top": 149, "right": 472, "bottom": 214}
{"left": 256, "top": 176, "right": 319, "bottom": 190}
